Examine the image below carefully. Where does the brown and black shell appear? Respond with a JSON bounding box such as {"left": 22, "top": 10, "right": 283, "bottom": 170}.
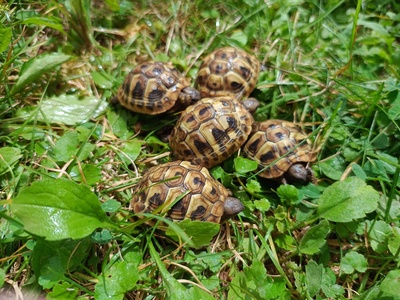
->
{"left": 130, "top": 160, "right": 234, "bottom": 223}
{"left": 195, "top": 47, "right": 260, "bottom": 100}
{"left": 242, "top": 120, "right": 316, "bottom": 180}
{"left": 169, "top": 96, "right": 254, "bottom": 168}
{"left": 116, "top": 62, "right": 192, "bottom": 115}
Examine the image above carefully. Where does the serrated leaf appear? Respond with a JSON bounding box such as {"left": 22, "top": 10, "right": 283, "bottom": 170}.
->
{"left": 380, "top": 270, "right": 400, "bottom": 297}
{"left": 11, "top": 53, "right": 71, "bottom": 94}
{"left": 253, "top": 198, "right": 271, "bottom": 212}
{"left": 340, "top": 251, "right": 368, "bottom": 274}
{"left": 0, "top": 147, "right": 22, "bottom": 175}
{"left": 246, "top": 179, "right": 262, "bottom": 193}
{"left": 46, "top": 282, "right": 78, "bottom": 300}
{"left": 17, "top": 94, "right": 108, "bottom": 125}
{"left": 228, "top": 260, "right": 290, "bottom": 299}
{"left": 94, "top": 250, "right": 141, "bottom": 300}
{"left": 277, "top": 184, "right": 300, "bottom": 205}
{"left": 317, "top": 177, "right": 379, "bottom": 222}
{"left": 299, "top": 219, "right": 330, "bottom": 255}
{"left": 11, "top": 178, "right": 115, "bottom": 240}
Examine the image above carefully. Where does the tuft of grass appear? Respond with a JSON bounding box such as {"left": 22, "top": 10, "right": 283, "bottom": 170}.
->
{"left": 1, "top": 0, "right": 400, "bottom": 299}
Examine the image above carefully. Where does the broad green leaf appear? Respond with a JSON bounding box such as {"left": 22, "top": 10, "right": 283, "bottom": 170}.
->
{"left": 319, "top": 155, "right": 346, "bottom": 181}
{"left": 92, "top": 71, "right": 113, "bottom": 89}
{"left": 229, "top": 29, "right": 248, "bottom": 47}
{"left": 340, "top": 251, "right": 368, "bottom": 274}
{"left": 11, "top": 53, "right": 71, "bottom": 94}
{"left": 234, "top": 156, "right": 258, "bottom": 174}
{"left": 69, "top": 164, "right": 102, "bottom": 185}
{"left": 365, "top": 220, "right": 392, "bottom": 254}
{"left": 32, "top": 238, "right": 91, "bottom": 289}
{"left": 47, "top": 282, "right": 78, "bottom": 300}
{"left": 166, "top": 219, "right": 220, "bottom": 249}
{"left": 0, "top": 27, "right": 12, "bottom": 53}
{"left": 299, "top": 219, "right": 330, "bottom": 255}
{"left": 0, "top": 147, "right": 22, "bottom": 175}
{"left": 317, "top": 177, "right": 379, "bottom": 222}
{"left": 380, "top": 270, "right": 400, "bottom": 297}
{"left": 388, "top": 227, "right": 400, "bottom": 259}
{"left": 101, "top": 199, "right": 121, "bottom": 213}
{"left": 94, "top": 250, "right": 141, "bottom": 300}
{"left": 305, "top": 260, "right": 323, "bottom": 297}
{"left": 120, "top": 140, "right": 143, "bottom": 165}
{"left": 11, "top": 179, "right": 114, "bottom": 240}
{"left": 17, "top": 94, "right": 108, "bottom": 125}
{"left": 321, "top": 267, "right": 345, "bottom": 298}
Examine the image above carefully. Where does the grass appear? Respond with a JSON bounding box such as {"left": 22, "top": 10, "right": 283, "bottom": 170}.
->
{"left": 1, "top": 0, "right": 400, "bottom": 299}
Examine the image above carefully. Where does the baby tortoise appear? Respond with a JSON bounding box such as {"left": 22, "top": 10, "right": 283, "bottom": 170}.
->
{"left": 130, "top": 160, "right": 244, "bottom": 223}
{"left": 242, "top": 120, "right": 317, "bottom": 185}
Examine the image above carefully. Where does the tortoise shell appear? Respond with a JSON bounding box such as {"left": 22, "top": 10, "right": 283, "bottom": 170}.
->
{"left": 169, "top": 96, "right": 255, "bottom": 168}
{"left": 195, "top": 47, "right": 260, "bottom": 100}
{"left": 130, "top": 160, "right": 244, "bottom": 223}
{"left": 115, "top": 62, "right": 200, "bottom": 115}
{"left": 242, "top": 120, "right": 317, "bottom": 184}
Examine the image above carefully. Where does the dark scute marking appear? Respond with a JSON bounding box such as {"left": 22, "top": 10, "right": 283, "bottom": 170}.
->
{"left": 221, "top": 53, "right": 227, "bottom": 59}
{"left": 172, "top": 199, "right": 185, "bottom": 212}
{"left": 275, "top": 132, "right": 284, "bottom": 140}
{"left": 199, "top": 106, "right": 211, "bottom": 116}
{"left": 247, "top": 138, "right": 261, "bottom": 153}
{"left": 212, "top": 128, "right": 226, "bottom": 142}
{"left": 148, "top": 88, "right": 165, "bottom": 101}
{"left": 132, "top": 81, "right": 144, "bottom": 98}
{"left": 230, "top": 81, "right": 243, "bottom": 90}
{"left": 239, "top": 66, "right": 250, "bottom": 78}
{"left": 226, "top": 116, "right": 237, "bottom": 130}
{"left": 174, "top": 171, "right": 183, "bottom": 176}
{"left": 215, "top": 64, "right": 223, "bottom": 74}
{"left": 194, "top": 140, "right": 209, "bottom": 154}
{"left": 210, "top": 187, "right": 217, "bottom": 195}
{"left": 186, "top": 115, "right": 195, "bottom": 123}
{"left": 283, "top": 145, "right": 292, "bottom": 151}
{"left": 190, "top": 205, "right": 206, "bottom": 220}
{"left": 148, "top": 193, "right": 163, "bottom": 208}
{"left": 193, "top": 176, "right": 203, "bottom": 185}
{"left": 260, "top": 151, "right": 275, "bottom": 163}
{"left": 184, "top": 149, "right": 194, "bottom": 156}
{"left": 222, "top": 101, "right": 229, "bottom": 106}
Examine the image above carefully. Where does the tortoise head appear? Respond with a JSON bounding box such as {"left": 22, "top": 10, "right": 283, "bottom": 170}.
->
{"left": 242, "top": 97, "right": 260, "bottom": 114}
{"left": 179, "top": 86, "right": 201, "bottom": 107}
{"left": 221, "top": 197, "right": 244, "bottom": 221}
{"left": 285, "top": 163, "right": 315, "bottom": 185}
